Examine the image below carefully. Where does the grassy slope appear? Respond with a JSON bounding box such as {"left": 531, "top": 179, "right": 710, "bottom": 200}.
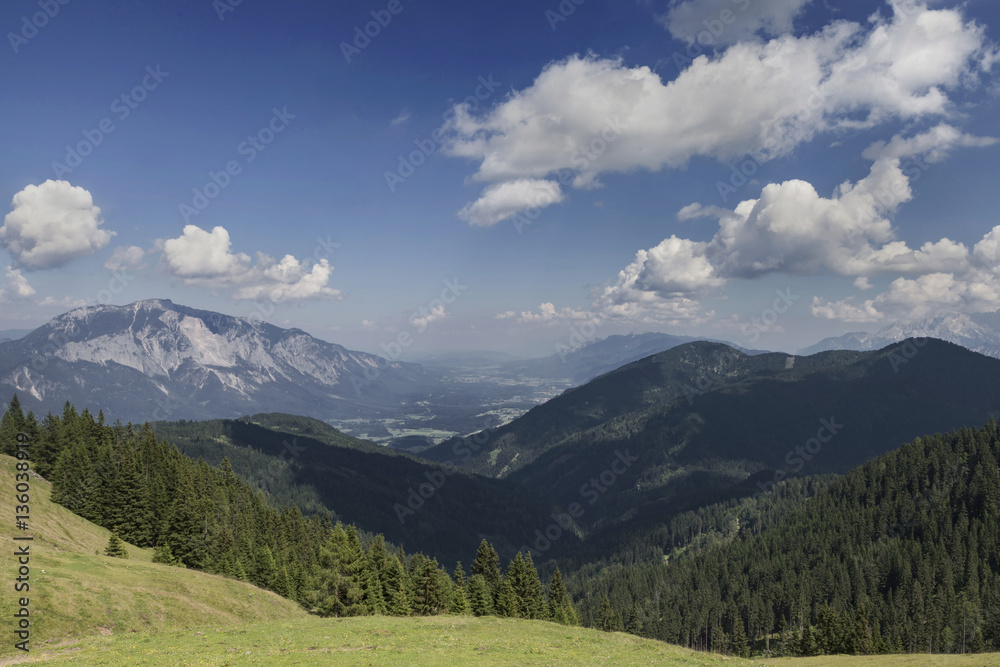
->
{"left": 5, "top": 615, "right": 756, "bottom": 666}
{"left": 8, "top": 616, "right": 1000, "bottom": 666}
{"left": 0, "top": 456, "right": 307, "bottom": 657}
{"left": 2, "top": 455, "right": 998, "bottom": 666}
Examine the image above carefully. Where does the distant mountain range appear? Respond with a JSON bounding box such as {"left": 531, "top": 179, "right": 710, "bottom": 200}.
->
{"left": 0, "top": 301, "right": 774, "bottom": 436}
{"left": 421, "top": 338, "right": 1000, "bottom": 540}
{"left": 800, "top": 311, "right": 1000, "bottom": 358}
{"left": 502, "top": 332, "right": 768, "bottom": 385}
{"left": 0, "top": 299, "right": 434, "bottom": 423}
{"left": 0, "top": 329, "right": 32, "bottom": 343}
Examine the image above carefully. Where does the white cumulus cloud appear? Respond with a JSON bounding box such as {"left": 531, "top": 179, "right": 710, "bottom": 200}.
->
{"left": 442, "top": 2, "right": 993, "bottom": 225}
{"left": 0, "top": 267, "right": 36, "bottom": 302}
{"left": 161, "top": 225, "right": 342, "bottom": 303}
{"left": 103, "top": 246, "right": 147, "bottom": 272}
{"left": 598, "top": 124, "right": 996, "bottom": 323}
{"left": 457, "top": 179, "right": 565, "bottom": 227}
{"left": 1, "top": 180, "right": 114, "bottom": 269}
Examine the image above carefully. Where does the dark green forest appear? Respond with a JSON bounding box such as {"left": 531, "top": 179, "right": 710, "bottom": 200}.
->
{"left": 567, "top": 422, "right": 1000, "bottom": 656}
{"left": 148, "top": 414, "right": 569, "bottom": 566}
{"left": 0, "top": 394, "right": 576, "bottom": 624}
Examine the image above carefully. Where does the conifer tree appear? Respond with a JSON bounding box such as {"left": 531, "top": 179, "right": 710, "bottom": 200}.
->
{"left": 731, "top": 615, "right": 749, "bottom": 658}
{"left": 383, "top": 553, "right": 412, "bottom": 616}
{"left": 599, "top": 596, "right": 620, "bottom": 632}
{"left": 495, "top": 576, "right": 518, "bottom": 618}
{"left": 471, "top": 539, "right": 502, "bottom": 605}
{"left": 359, "top": 553, "right": 387, "bottom": 615}
{"left": 0, "top": 393, "right": 25, "bottom": 456}
{"left": 411, "top": 555, "right": 448, "bottom": 615}
{"left": 625, "top": 605, "right": 642, "bottom": 635}
{"left": 450, "top": 562, "right": 470, "bottom": 615}
{"left": 466, "top": 574, "right": 494, "bottom": 617}
{"left": 547, "top": 568, "right": 578, "bottom": 625}
{"left": 104, "top": 533, "right": 129, "bottom": 558}
{"left": 798, "top": 623, "right": 819, "bottom": 657}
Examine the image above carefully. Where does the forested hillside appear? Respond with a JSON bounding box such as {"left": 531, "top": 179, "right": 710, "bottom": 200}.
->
{"left": 0, "top": 395, "right": 576, "bottom": 625}
{"left": 475, "top": 339, "right": 1000, "bottom": 540}
{"left": 148, "top": 414, "right": 568, "bottom": 564}
{"left": 568, "top": 421, "right": 1000, "bottom": 656}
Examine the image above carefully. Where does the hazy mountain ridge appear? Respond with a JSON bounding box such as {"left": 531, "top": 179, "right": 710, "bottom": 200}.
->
{"left": 503, "top": 332, "right": 768, "bottom": 385}
{"left": 0, "top": 299, "right": 433, "bottom": 422}
{"left": 422, "top": 342, "right": 809, "bottom": 476}
{"left": 800, "top": 311, "right": 1000, "bottom": 358}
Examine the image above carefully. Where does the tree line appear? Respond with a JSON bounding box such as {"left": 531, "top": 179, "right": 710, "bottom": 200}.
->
{"left": 0, "top": 394, "right": 578, "bottom": 623}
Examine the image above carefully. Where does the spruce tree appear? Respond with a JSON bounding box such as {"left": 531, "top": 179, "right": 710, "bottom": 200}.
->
{"left": 495, "top": 577, "right": 518, "bottom": 618}
{"left": 471, "top": 539, "right": 502, "bottom": 605}
{"left": 466, "top": 574, "right": 494, "bottom": 617}
{"left": 411, "top": 556, "right": 448, "bottom": 615}
{"left": 104, "top": 533, "right": 129, "bottom": 559}
{"left": 547, "top": 568, "right": 578, "bottom": 625}
{"left": 450, "top": 563, "right": 470, "bottom": 615}
{"left": 731, "top": 616, "right": 749, "bottom": 658}
{"left": 625, "top": 605, "right": 642, "bottom": 635}
{"left": 522, "top": 553, "right": 547, "bottom": 619}
{"left": 599, "top": 597, "right": 620, "bottom": 632}
{"left": 0, "top": 393, "right": 25, "bottom": 456}
{"left": 798, "top": 623, "right": 819, "bottom": 657}
{"left": 383, "top": 553, "right": 412, "bottom": 616}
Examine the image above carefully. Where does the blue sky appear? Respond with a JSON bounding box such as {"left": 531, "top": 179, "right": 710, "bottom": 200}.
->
{"left": 1, "top": 0, "right": 998, "bottom": 358}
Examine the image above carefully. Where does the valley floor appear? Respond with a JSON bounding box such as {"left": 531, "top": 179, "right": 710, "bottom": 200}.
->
{"left": 2, "top": 616, "right": 998, "bottom": 666}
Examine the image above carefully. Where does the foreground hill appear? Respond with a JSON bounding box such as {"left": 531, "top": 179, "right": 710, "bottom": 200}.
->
{"left": 0, "top": 455, "right": 307, "bottom": 658}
